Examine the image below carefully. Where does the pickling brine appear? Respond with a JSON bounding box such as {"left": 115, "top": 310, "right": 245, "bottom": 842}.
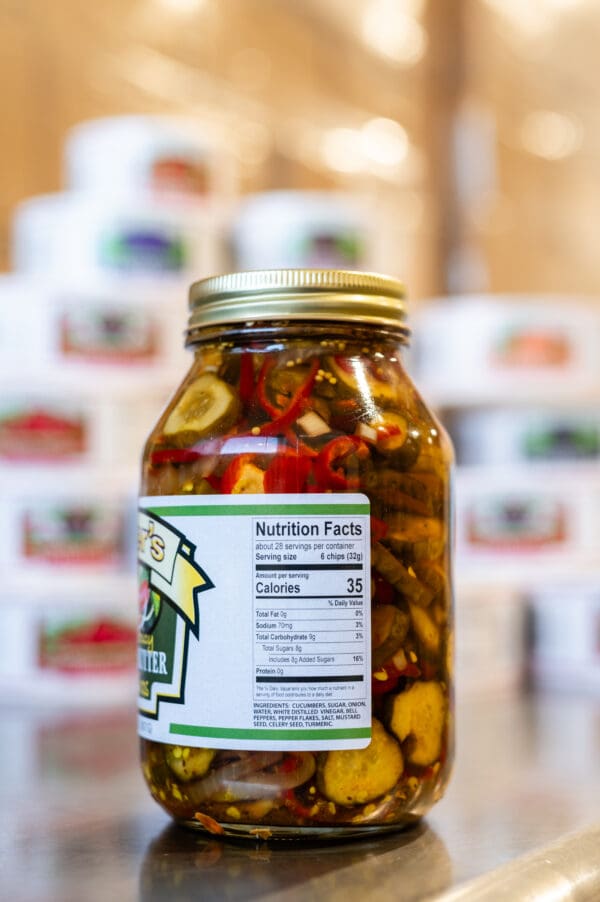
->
{"left": 138, "top": 269, "right": 454, "bottom": 839}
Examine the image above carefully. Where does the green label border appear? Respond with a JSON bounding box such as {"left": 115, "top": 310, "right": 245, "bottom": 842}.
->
{"left": 146, "top": 503, "right": 370, "bottom": 517}
{"left": 169, "top": 723, "right": 371, "bottom": 741}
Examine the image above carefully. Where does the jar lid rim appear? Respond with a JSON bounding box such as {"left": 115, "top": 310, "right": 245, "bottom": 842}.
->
{"left": 187, "top": 269, "right": 408, "bottom": 333}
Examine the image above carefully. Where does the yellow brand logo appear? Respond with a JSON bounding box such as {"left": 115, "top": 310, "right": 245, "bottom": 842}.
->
{"left": 138, "top": 510, "right": 214, "bottom": 633}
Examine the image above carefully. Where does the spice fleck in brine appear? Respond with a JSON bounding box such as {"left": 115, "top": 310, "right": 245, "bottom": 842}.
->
{"left": 138, "top": 269, "right": 454, "bottom": 839}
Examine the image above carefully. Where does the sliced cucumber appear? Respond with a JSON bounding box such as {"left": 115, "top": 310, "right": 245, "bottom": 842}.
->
{"left": 387, "top": 513, "right": 445, "bottom": 544}
{"left": 377, "top": 429, "right": 421, "bottom": 470}
{"left": 165, "top": 746, "right": 216, "bottom": 782}
{"left": 328, "top": 358, "right": 400, "bottom": 405}
{"left": 163, "top": 373, "right": 239, "bottom": 446}
{"left": 409, "top": 602, "right": 440, "bottom": 656}
{"left": 326, "top": 357, "right": 361, "bottom": 396}
{"left": 389, "top": 681, "right": 446, "bottom": 767}
{"left": 318, "top": 719, "right": 403, "bottom": 806}
{"left": 372, "top": 605, "right": 410, "bottom": 669}
{"left": 363, "top": 469, "right": 434, "bottom": 516}
{"left": 373, "top": 543, "right": 435, "bottom": 606}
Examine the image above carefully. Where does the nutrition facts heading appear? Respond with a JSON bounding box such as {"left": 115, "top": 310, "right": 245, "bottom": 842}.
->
{"left": 255, "top": 519, "right": 364, "bottom": 538}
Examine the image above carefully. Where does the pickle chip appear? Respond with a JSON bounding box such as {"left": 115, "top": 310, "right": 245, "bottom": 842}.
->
{"left": 165, "top": 746, "right": 216, "bottom": 782}
{"left": 325, "top": 357, "right": 361, "bottom": 398}
{"left": 162, "top": 373, "right": 240, "bottom": 445}
{"left": 318, "top": 719, "right": 403, "bottom": 807}
{"left": 377, "top": 431, "right": 420, "bottom": 470}
{"left": 386, "top": 516, "right": 446, "bottom": 564}
{"left": 409, "top": 602, "right": 441, "bottom": 656}
{"left": 365, "top": 469, "right": 433, "bottom": 515}
{"left": 389, "top": 681, "right": 446, "bottom": 767}
{"left": 327, "top": 358, "right": 399, "bottom": 405}
{"left": 372, "top": 605, "right": 410, "bottom": 669}
{"left": 373, "top": 543, "right": 435, "bottom": 606}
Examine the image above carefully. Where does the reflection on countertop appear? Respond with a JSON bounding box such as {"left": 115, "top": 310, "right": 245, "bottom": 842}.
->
{"left": 2, "top": 692, "right": 600, "bottom": 901}
{"left": 140, "top": 822, "right": 452, "bottom": 902}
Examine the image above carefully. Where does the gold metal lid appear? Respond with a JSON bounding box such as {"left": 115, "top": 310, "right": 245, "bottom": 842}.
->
{"left": 187, "top": 269, "right": 408, "bottom": 339}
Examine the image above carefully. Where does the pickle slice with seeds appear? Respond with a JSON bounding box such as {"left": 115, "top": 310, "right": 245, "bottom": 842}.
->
{"left": 327, "top": 358, "right": 399, "bottom": 405}
{"left": 166, "top": 746, "right": 216, "bottom": 782}
{"left": 409, "top": 602, "right": 440, "bottom": 656}
{"left": 318, "top": 719, "right": 404, "bottom": 806}
{"left": 373, "top": 543, "right": 435, "bottom": 606}
{"left": 389, "top": 681, "right": 446, "bottom": 767}
{"left": 372, "top": 605, "right": 410, "bottom": 669}
{"left": 163, "top": 373, "right": 240, "bottom": 446}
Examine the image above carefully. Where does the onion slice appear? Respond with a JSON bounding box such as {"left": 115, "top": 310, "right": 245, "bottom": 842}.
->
{"left": 297, "top": 411, "right": 330, "bottom": 437}
{"left": 188, "top": 752, "right": 316, "bottom": 802}
{"left": 355, "top": 422, "right": 378, "bottom": 443}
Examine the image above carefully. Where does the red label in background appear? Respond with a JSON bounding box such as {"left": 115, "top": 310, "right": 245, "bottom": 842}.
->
{"left": 467, "top": 497, "right": 567, "bottom": 550}
{"left": 0, "top": 407, "right": 87, "bottom": 461}
{"left": 60, "top": 307, "right": 158, "bottom": 364}
{"left": 21, "top": 505, "right": 124, "bottom": 566}
{"left": 38, "top": 616, "right": 137, "bottom": 674}
{"left": 492, "top": 327, "right": 572, "bottom": 369}
{"left": 151, "top": 156, "right": 208, "bottom": 195}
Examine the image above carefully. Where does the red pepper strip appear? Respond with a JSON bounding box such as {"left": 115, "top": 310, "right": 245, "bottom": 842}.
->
{"left": 314, "top": 435, "right": 369, "bottom": 490}
{"left": 280, "top": 753, "right": 301, "bottom": 774}
{"left": 221, "top": 454, "right": 256, "bottom": 494}
{"left": 373, "top": 575, "right": 395, "bottom": 605}
{"left": 372, "top": 671, "right": 400, "bottom": 696}
{"left": 150, "top": 448, "right": 202, "bottom": 466}
{"left": 284, "top": 789, "right": 315, "bottom": 820}
{"left": 257, "top": 358, "right": 285, "bottom": 418}
{"left": 256, "top": 359, "right": 319, "bottom": 436}
{"left": 372, "top": 660, "right": 422, "bottom": 695}
{"left": 421, "top": 661, "right": 438, "bottom": 681}
{"left": 239, "top": 352, "right": 255, "bottom": 405}
{"left": 400, "top": 662, "right": 422, "bottom": 679}
{"left": 205, "top": 473, "right": 222, "bottom": 491}
{"left": 333, "top": 356, "right": 355, "bottom": 374}
{"left": 370, "top": 516, "right": 388, "bottom": 542}
{"left": 374, "top": 422, "right": 403, "bottom": 440}
{"left": 264, "top": 451, "right": 312, "bottom": 493}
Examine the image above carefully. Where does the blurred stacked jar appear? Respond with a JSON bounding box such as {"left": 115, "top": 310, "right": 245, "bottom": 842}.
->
{"left": 2, "top": 111, "right": 406, "bottom": 704}
{"left": 1, "top": 115, "right": 234, "bottom": 704}
{"left": 230, "top": 190, "right": 375, "bottom": 272}
{"left": 411, "top": 295, "right": 600, "bottom": 696}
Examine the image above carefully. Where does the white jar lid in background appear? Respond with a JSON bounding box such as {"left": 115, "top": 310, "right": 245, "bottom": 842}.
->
{"left": 0, "top": 273, "right": 190, "bottom": 378}
{"left": 231, "top": 190, "right": 374, "bottom": 271}
{"left": 11, "top": 191, "right": 228, "bottom": 283}
{"left": 412, "top": 295, "right": 600, "bottom": 405}
{"left": 64, "top": 115, "right": 237, "bottom": 203}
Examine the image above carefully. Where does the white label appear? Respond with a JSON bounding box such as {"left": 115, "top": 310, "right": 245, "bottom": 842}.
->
{"left": 138, "top": 493, "right": 371, "bottom": 751}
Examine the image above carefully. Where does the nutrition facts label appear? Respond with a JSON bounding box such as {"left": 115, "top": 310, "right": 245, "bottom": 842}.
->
{"left": 138, "top": 492, "right": 372, "bottom": 751}
{"left": 252, "top": 512, "right": 371, "bottom": 714}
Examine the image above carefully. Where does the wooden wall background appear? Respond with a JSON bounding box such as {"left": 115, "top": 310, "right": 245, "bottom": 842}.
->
{"left": 2, "top": 1, "right": 598, "bottom": 298}
{"left": 0, "top": 0, "right": 459, "bottom": 299}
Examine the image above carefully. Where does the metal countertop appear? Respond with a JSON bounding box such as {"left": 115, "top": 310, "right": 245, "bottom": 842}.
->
{"left": 2, "top": 691, "right": 600, "bottom": 901}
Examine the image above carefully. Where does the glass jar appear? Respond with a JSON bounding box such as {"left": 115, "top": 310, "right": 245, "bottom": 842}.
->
{"left": 138, "top": 270, "right": 454, "bottom": 840}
